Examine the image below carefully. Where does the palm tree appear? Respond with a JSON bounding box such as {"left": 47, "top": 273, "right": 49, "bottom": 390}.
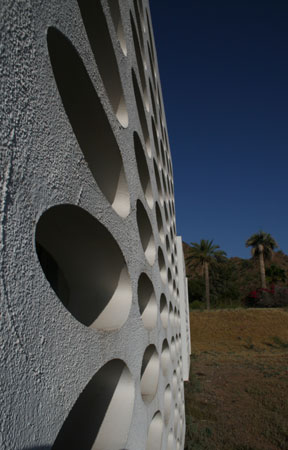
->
{"left": 187, "top": 239, "right": 227, "bottom": 310}
{"left": 245, "top": 230, "right": 278, "bottom": 289}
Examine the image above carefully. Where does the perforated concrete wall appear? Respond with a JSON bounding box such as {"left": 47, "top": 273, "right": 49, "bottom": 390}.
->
{"left": 0, "top": 1, "right": 191, "bottom": 449}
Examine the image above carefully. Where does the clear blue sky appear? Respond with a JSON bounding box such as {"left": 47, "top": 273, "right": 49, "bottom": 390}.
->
{"left": 149, "top": 1, "right": 288, "bottom": 259}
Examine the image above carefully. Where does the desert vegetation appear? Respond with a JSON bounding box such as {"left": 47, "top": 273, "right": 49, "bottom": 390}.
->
{"left": 184, "top": 231, "right": 288, "bottom": 310}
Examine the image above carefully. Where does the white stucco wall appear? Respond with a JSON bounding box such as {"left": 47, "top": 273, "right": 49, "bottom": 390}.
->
{"left": 0, "top": 1, "right": 191, "bottom": 449}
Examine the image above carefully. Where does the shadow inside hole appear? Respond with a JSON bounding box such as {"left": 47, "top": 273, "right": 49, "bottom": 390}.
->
{"left": 36, "top": 205, "right": 131, "bottom": 330}
{"left": 47, "top": 27, "right": 129, "bottom": 217}
{"left": 51, "top": 360, "right": 133, "bottom": 450}
{"left": 76, "top": 0, "right": 128, "bottom": 126}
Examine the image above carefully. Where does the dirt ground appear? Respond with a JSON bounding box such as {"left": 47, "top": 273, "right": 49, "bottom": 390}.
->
{"left": 184, "top": 309, "right": 288, "bottom": 450}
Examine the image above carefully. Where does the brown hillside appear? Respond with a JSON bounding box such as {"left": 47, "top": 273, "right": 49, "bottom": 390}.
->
{"left": 185, "top": 309, "right": 288, "bottom": 450}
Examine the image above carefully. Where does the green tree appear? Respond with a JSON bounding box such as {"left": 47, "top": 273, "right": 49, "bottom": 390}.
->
{"left": 209, "top": 259, "right": 241, "bottom": 307}
{"left": 187, "top": 239, "right": 227, "bottom": 310}
{"left": 245, "top": 230, "right": 278, "bottom": 289}
{"left": 266, "top": 264, "right": 286, "bottom": 286}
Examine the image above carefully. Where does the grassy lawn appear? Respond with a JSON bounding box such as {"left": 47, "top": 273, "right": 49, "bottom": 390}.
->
{"left": 184, "top": 309, "right": 288, "bottom": 450}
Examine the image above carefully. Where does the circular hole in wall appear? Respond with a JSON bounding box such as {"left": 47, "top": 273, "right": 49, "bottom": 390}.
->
{"left": 164, "top": 385, "right": 172, "bottom": 425}
{"left": 130, "top": 13, "right": 149, "bottom": 111}
{"left": 149, "top": 80, "right": 158, "bottom": 126}
{"left": 35, "top": 205, "right": 132, "bottom": 330}
{"left": 160, "top": 141, "right": 166, "bottom": 171}
{"left": 175, "top": 266, "right": 179, "bottom": 279}
{"left": 132, "top": 70, "right": 151, "bottom": 157}
{"left": 146, "top": 412, "right": 163, "bottom": 450}
{"left": 154, "top": 160, "right": 163, "bottom": 205}
{"left": 170, "top": 337, "right": 176, "bottom": 362}
{"left": 136, "top": 200, "right": 156, "bottom": 265}
{"left": 158, "top": 247, "right": 167, "bottom": 283}
{"left": 133, "top": 0, "right": 146, "bottom": 67}
{"left": 170, "top": 226, "right": 174, "bottom": 243}
{"left": 160, "top": 294, "right": 168, "bottom": 328}
{"left": 167, "top": 268, "right": 173, "bottom": 293}
{"left": 174, "top": 307, "right": 178, "bottom": 331}
{"left": 146, "top": 11, "right": 156, "bottom": 65}
{"left": 172, "top": 372, "right": 178, "bottom": 399}
{"left": 51, "top": 359, "right": 134, "bottom": 450}
{"left": 155, "top": 202, "right": 164, "bottom": 244}
{"left": 137, "top": 0, "right": 145, "bottom": 30}
{"left": 177, "top": 388, "right": 181, "bottom": 406}
{"left": 171, "top": 252, "right": 175, "bottom": 266}
{"left": 168, "top": 200, "right": 172, "bottom": 219}
{"left": 169, "top": 303, "right": 174, "bottom": 331}
{"left": 166, "top": 235, "right": 171, "bottom": 262}
{"left": 134, "top": 132, "right": 153, "bottom": 209}
{"left": 47, "top": 27, "right": 130, "bottom": 217}
{"left": 161, "top": 339, "right": 170, "bottom": 376}
{"left": 141, "top": 345, "right": 160, "bottom": 403}
{"left": 147, "top": 42, "right": 156, "bottom": 86}
{"left": 74, "top": 3, "right": 128, "bottom": 127}
{"left": 162, "top": 172, "right": 168, "bottom": 200}
{"left": 152, "top": 118, "right": 160, "bottom": 161}
{"left": 164, "top": 202, "right": 169, "bottom": 223}
{"left": 137, "top": 273, "right": 157, "bottom": 330}
{"left": 107, "top": 0, "right": 127, "bottom": 55}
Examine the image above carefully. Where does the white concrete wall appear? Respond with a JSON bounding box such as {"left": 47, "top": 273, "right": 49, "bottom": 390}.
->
{"left": 0, "top": 1, "right": 191, "bottom": 449}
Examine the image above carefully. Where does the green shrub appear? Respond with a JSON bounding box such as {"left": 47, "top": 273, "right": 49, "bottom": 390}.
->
{"left": 190, "top": 300, "right": 205, "bottom": 310}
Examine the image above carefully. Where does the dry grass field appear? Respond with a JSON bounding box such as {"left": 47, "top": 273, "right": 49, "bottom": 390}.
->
{"left": 184, "top": 309, "right": 288, "bottom": 450}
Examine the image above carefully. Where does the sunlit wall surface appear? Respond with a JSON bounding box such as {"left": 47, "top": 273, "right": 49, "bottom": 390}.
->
{"left": 0, "top": 1, "right": 190, "bottom": 448}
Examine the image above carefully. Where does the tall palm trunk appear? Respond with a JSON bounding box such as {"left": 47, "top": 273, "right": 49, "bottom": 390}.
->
{"left": 204, "top": 261, "right": 210, "bottom": 310}
{"left": 259, "top": 250, "right": 266, "bottom": 289}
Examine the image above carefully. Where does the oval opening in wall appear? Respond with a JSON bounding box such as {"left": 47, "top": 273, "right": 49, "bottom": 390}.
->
{"left": 35, "top": 205, "right": 132, "bottom": 330}
{"left": 147, "top": 42, "right": 156, "bottom": 89}
{"left": 136, "top": 200, "right": 156, "bottom": 265}
{"left": 140, "top": 345, "right": 160, "bottom": 403}
{"left": 172, "top": 371, "right": 178, "bottom": 399}
{"left": 47, "top": 27, "right": 130, "bottom": 218}
{"left": 107, "top": 0, "right": 127, "bottom": 55}
{"left": 137, "top": 273, "right": 157, "bottom": 330}
{"left": 134, "top": 0, "right": 145, "bottom": 61}
{"left": 160, "top": 293, "right": 168, "bottom": 328}
{"left": 158, "top": 247, "right": 167, "bottom": 283}
{"left": 167, "top": 268, "right": 173, "bottom": 293}
{"left": 76, "top": 0, "right": 128, "bottom": 127}
{"left": 131, "top": 13, "right": 149, "bottom": 111}
{"left": 153, "top": 160, "right": 163, "bottom": 206}
{"left": 146, "top": 412, "right": 163, "bottom": 450}
{"left": 164, "top": 384, "right": 172, "bottom": 425}
{"left": 51, "top": 359, "right": 134, "bottom": 450}
{"left": 146, "top": 10, "right": 156, "bottom": 65}
{"left": 171, "top": 337, "right": 176, "bottom": 362}
{"left": 134, "top": 133, "right": 153, "bottom": 209}
{"left": 149, "top": 80, "right": 158, "bottom": 126}
{"left": 151, "top": 117, "right": 160, "bottom": 160}
{"left": 161, "top": 339, "right": 170, "bottom": 376}
{"left": 132, "top": 69, "right": 151, "bottom": 157}
{"left": 155, "top": 202, "right": 164, "bottom": 244}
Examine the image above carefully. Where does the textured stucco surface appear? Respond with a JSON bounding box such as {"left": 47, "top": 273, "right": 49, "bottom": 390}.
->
{"left": 0, "top": 1, "right": 190, "bottom": 449}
